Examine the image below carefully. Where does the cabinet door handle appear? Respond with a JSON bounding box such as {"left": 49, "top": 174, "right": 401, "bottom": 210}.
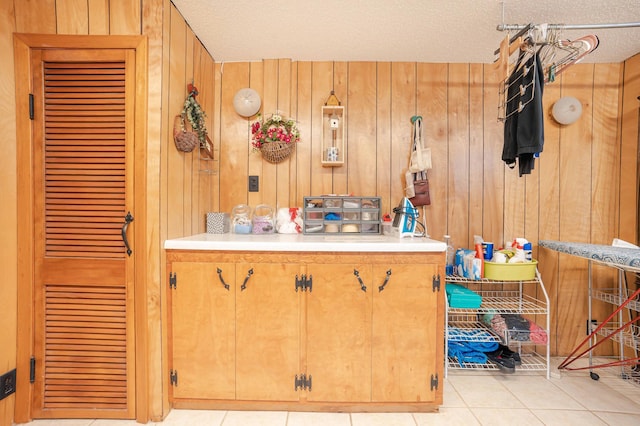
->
{"left": 121, "top": 211, "right": 134, "bottom": 256}
{"left": 378, "top": 269, "right": 392, "bottom": 292}
{"left": 216, "top": 268, "right": 230, "bottom": 290}
{"left": 353, "top": 269, "right": 367, "bottom": 292}
{"left": 240, "top": 268, "right": 254, "bottom": 291}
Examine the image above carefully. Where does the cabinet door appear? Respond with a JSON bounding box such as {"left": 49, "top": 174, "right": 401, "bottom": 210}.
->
{"left": 171, "top": 262, "right": 236, "bottom": 400}
{"left": 305, "top": 264, "right": 372, "bottom": 402}
{"left": 372, "top": 264, "right": 440, "bottom": 402}
{"left": 236, "top": 263, "right": 301, "bottom": 401}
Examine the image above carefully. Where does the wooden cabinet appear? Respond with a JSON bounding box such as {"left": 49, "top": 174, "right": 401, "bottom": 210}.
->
{"left": 305, "top": 263, "right": 372, "bottom": 402}
{"left": 235, "top": 262, "right": 301, "bottom": 401}
{"left": 166, "top": 250, "right": 444, "bottom": 412}
{"left": 372, "top": 264, "right": 441, "bottom": 402}
{"left": 169, "top": 261, "right": 235, "bottom": 400}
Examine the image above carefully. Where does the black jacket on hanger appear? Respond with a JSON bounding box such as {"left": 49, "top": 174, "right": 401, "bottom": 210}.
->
{"left": 502, "top": 50, "right": 544, "bottom": 176}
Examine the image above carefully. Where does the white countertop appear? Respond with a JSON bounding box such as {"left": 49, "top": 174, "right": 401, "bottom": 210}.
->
{"left": 164, "top": 233, "right": 446, "bottom": 253}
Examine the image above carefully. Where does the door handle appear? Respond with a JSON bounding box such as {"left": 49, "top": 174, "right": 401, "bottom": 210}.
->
{"left": 353, "top": 269, "right": 367, "bottom": 292}
{"left": 121, "top": 211, "right": 134, "bottom": 256}
{"left": 217, "top": 268, "right": 230, "bottom": 290}
{"left": 378, "top": 269, "right": 392, "bottom": 292}
{"left": 240, "top": 268, "right": 254, "bottom": 291}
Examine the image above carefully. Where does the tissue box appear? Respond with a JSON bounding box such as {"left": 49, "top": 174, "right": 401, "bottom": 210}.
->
{"left": 455, "top": 249, "right": 482, "bottom": 280}
{"left": 206, "top": 212, "right": 230, "bottom": 234}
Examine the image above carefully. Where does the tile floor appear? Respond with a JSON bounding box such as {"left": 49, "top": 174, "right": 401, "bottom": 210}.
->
{"left": 17, "top": 359, "right": 640, "bottom": 426}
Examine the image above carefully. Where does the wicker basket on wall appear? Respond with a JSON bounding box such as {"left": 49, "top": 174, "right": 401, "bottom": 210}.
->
{"left": 173, "top": 114, "right": 199, "bottom": 152}
{"left": 260, "top": 142, "right": 296, "bottom": 164}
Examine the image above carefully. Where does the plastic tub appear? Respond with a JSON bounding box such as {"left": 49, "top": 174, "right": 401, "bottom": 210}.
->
{"left": 484, "top": 260, "right": 538, "bottom": 281}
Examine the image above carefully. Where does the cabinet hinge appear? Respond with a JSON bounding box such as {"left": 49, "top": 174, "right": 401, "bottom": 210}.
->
{"left": 432, "top": 274, "right": 441, "bottom": 292}
{"left": 294, "top": 373, "right": 312, "bottom": 391}
{"left": 29, "top": 356, "right": 36, "bottom": 383}
{"left": 170, "top": 370, "right": 178, "bottom": 386}
{"left": 29, "top": 94, "right": 34, "bottom": 120}
{"left": 170, "top": 272, "right": 177, "bottom": 289}
{"left": 430, "top": 373, "right": 439, "bottom": 391}
{"left": 306, "top": 275, "right": 313, "bottom": 292}
{"left": 295, "top": 275, "right": 313, "bottom": 292}
{"left": 295, "top": 274, "right": 304, "bottom": 291}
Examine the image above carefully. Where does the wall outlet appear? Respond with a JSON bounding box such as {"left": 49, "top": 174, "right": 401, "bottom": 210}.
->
{"left": 248, "top": 175, "right": 259, "bottom": 192}
{"left": 0, "top": 369, "right": 16, "bottom": 400}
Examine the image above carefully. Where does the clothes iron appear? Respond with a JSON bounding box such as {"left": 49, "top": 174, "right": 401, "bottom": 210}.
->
{"left": 391, "top": 197, "right": 418, "bottom": 238}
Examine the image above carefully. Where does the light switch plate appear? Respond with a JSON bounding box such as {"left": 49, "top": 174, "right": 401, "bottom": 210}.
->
{"left": 249, "top": 175, "right": 259, "bottom": 192}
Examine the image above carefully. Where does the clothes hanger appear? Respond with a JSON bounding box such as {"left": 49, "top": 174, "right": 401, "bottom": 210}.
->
{"left": 492, "top": 34, "right": 523, "bottom": 84}
{"left": 502, "top": 47, "right": 539, "bottom": 120}
{"left": 542, "top": 35, "right": 599, "bottom": 83}
{"left": 497, "top": 31, "right": 539, "bottom": 121}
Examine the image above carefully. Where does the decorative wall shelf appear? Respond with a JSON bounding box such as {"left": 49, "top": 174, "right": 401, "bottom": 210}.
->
{"left": 321, "top": 91, "right": 344, "bottom": 167}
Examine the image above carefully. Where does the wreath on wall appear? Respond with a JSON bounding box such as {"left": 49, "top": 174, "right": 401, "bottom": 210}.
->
{"left": 173, "top": 83, "right": 208, "bottom": 153}
{"left": 251, "top": 112, "right": 300, "bottom": 163}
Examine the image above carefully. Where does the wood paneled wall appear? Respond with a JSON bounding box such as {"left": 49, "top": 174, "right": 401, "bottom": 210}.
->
{"left": 210, "top": 59, "right": 639, "bottom": 358}
{"left": 2, "top": 0, "right": 639, "bottom": 424}
{"left": 0, "top": 0, "right": 19, "bottom": 422}
{"left": 3, "top": 0, "right": 215, "bottom": 423}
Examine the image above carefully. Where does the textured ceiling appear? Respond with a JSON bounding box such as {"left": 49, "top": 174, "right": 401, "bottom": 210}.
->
{"left": 172, "top": 0, "right": 640, "bottom": 64}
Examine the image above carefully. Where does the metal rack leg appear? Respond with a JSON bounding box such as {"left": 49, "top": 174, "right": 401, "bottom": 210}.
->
{"left": 588, "top": 261, "right": 599, "bottom": 380}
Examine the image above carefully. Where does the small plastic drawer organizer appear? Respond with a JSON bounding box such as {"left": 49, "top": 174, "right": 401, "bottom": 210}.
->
{"left": 303, "top": 196, "right": 381, "bottom": 235}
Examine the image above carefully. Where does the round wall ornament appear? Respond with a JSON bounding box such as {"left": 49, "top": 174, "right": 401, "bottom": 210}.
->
{"left": 552, "top": 96, "right": 583, "bottom": 125}
{"left": 233, "top": 88, "right": 261, "bottom": 117}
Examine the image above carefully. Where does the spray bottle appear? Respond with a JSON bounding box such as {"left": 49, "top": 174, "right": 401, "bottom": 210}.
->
{"left": 444, "top": 235, "right": 455, "bottom": 275}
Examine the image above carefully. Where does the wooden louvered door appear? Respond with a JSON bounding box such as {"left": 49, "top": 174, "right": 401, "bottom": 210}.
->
{"left": 30, "top": 48, "right": 136, "bottom": 419}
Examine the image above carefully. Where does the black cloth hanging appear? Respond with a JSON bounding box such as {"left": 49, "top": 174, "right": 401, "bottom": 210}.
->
{"left": 502, "top": 49, "right": 544, "bottom": 176}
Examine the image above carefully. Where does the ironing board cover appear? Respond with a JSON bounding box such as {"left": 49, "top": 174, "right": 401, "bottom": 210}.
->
{"left": 539, "top": 240, "right": 640, "bottom": 272}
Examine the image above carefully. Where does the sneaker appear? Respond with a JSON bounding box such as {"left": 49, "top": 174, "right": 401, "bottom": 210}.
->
{"left": 498, "top": 344, "right": 522, "bottom": 366}
{"left": 486, "top": 349, "right": 516, "bottom": 374}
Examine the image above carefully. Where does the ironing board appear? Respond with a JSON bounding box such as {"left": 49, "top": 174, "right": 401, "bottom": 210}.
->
{"left": 539, "top": 240, "right": 640, "bottom": 380}
{"left": 539, "top": 240, "right": 640, "bottom": 273}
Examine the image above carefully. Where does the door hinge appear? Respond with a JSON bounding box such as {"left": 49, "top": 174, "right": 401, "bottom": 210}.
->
{"left": 29, "top": 94, "right": 34, "bottom": 120}
{"left": 170, "top": 370, "right": 178, "bottom": 386}
{"left": 430, "top": 373, "right": 439, "bottom": 391}
{"left": 432, "top": 274, "right": 441, "bottom": 292}
{"left": 169, "top": 272, "right": 177, "bottom": 289}
{"left": 29, "top": 356, "right": 35, "bottom": 383}
{"left": 295, "top": 274, "right": 313, "bottom": 292}
{"left": 294, "top": 373, "right": 312, "bottom": 391}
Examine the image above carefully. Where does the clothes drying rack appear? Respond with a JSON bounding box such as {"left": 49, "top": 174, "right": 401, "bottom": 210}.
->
{"left": 539, "top": 240, "right": 640, "bottom": 384}
{"left": 493, "top": 21, "right": 640, "bottom": 121}
{"left": 497, "top": 21, "right": 640, "bottom": 34}
{"left": 494, "top": 21, "right": 640, "bottom": 79}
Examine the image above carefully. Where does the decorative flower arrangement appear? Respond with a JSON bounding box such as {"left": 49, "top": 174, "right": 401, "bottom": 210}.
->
{"left": 181, "top": 83, "right": 208, "bottom": 145}
{"left": 251, "top": 113, "right": 301, "bottom": 150}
